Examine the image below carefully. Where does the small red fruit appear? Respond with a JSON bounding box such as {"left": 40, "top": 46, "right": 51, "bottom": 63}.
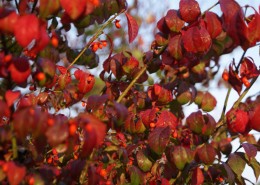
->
{"left": 36, "top": 72, "right": 46, "bottom": 81}
{"left": 222, "top": 70, "right": 229, "bottom": 81}
{"left": 91, "top": 43, "right": 99, "bottom": 52}
{"left": 51, "top": 36, "right": 59, "bottom": 48}
{"left": 242, "top": 76, "right": 250, "bottom": 88}
{"left": 115, "top": 19, "right": 121, "bottom": 29}
{"left": 28, "top": 176, "right": 35, "bottom": 185}
{"left": 69, "top": 124, "right": 77, "bottom": 136}
{"left": 226, "top": 108, "right": 249, "bottom": 134}
{"left": 4, "top": 54, "right": 12, "bottom": 63}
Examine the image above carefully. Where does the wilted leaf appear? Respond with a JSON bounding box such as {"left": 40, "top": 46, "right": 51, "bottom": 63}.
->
{"left": 148, "top": 126, "right": 171, "bottom": 155}
{"left": 240, "top": 57, "right": 259, "bottom": 79}
{"left": 125, "top": 12, "right": 139, "bottom": 43}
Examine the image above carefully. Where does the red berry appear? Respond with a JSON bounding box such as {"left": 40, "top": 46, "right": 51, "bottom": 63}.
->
{"left": 51, "top": 37, "right": 59, "bottom": 48}
{"left": 242, "top": 76, "right": 250, "bottom": 88}
{"left": 115, "top": 19, "right": 121, "bottom": 29}
{"left": 36, "top": 72, "right": 45, "bottom": 81}
{"left": 222, "top": 70, "right": 229, "bottom": 81}
{"left": 91, "top": 43, "right": 99, "bottom": 52}
{"left": 226, "top": 108, "right": 249, "bottom": 134}
{"left": 4, "top": 54, "right": 12, "bottom": 63}
{"left": 28, "top": 177, "right": 35, "bottom": 185}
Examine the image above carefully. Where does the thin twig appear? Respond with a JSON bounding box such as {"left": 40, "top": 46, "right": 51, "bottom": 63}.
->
{"left": 202, "top": 1, "right": 220, "bottom": 16}
{"left": 67, "top": 10, "right": 125, "bottom": 70}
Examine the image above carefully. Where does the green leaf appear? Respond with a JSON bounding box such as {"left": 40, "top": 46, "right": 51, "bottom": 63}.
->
{"left": 227, "top": 153, "right": 246, "bottom": 184}
{"left": 248, "top": 157, "right": 260, "bottom": 182}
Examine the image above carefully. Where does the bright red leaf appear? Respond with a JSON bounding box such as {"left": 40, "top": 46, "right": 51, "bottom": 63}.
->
{"left": 14, "top": 14, "right": 40, "bottom": 48}
{"left": 182, "top": 25, "right": 212, "bottom": 53}
{"left": 219, "top": 0, "right": 245, "bottom": 46}
{"left": 5, "top": 90, "right": 21, "bottom": 107}
{"left": 204, "top": 12, "right": 222, "bottom": 39}
{"left": 240, "top": 57, "right": 259, "bottom": 79}
{"left": 249, "top": 104, "right": 260, "bottom": 131}
{"left": 179, "top": 0, "right": 201, "bottom": 23}
{"left": 156, "top": 110, "right": 178, "bottom": 130}
{"left": 125, "top": 12, "right": 139, "bottom": 43}
{"left": 6, "top": 162, "right": 26, "bottom": 185}
{"left": 0, "top": 11, "right": 18, "bottom": 33}
{"left": 226, "top": 108, "right": 249, "bottom": 134}
{"left": 60, "top": 0, "right": 86, "bottom": 20}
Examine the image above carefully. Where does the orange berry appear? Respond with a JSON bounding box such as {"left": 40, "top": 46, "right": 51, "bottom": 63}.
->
{"left": 100, "top": 169, "right": 107, "bottom": 177}
{"left": 28, "top": 177, "right": 35, "bottom": 185}
{"left": 51, "top": 37, "right": 59, "bottom": 48}
{"left": 242, "top": 76, "right": 250, "bottom": 87}
{"left": 172, "top": 131, "right": 178, "bottom": 138}
{"left": 90, "top": 0, "right": 99, "bottom": 6}
{"left": 69, "top": 124, "right": 77, "bottom": 136}
{"left": 222, "top": 70, "right": 229, "bottom": 81}
{"left": 36, "top": 72, "right": 45, "bottom": 81}
{"left": 47, "top": 118, "right": 54, "bottom": 126}
{"left": 98, "top": 43, "right": 103, "bottom": 49}
{"left": 101, "top": 40, "right": 107, "bottom": 47}
{"left": 47, "top": 157, "right": 52, "bottom": 164}
{"left": 150, "top": 122, "right": 156, "bottom": 128}
{"left": 82, "top": 102, "right": 86, "bottom": 107}
{"left": 4, "top": 54, "right": 12, "bottom": 63}
{"left": 91, "top": 43, "right": 99, "bottom": 52}
{"left": 115, "top": 20, "right": 121, "bottom": 29}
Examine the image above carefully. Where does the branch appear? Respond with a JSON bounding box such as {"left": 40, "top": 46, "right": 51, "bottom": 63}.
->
{"left": 67, "top": 10, "right": 125, "bottom": 70}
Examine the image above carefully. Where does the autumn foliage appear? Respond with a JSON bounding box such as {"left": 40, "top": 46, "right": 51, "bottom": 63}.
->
{"left": 0, "top": 0, "right": 260, "bottom": 184}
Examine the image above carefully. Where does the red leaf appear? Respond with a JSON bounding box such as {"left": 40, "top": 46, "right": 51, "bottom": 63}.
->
{"left": 182, "top": 25, "right": 212, "bottom": 53}
{"left": 6, "top": 162, "right": 26, "bottom": 185}
{"left": 204, "top": 12, "right": 222, "bottom": 39}
{"left": 157, "top": 110, "right": 178, "bottom": 130}
{"left": 242, "top": 143, "right": 257, "bottom": 159}
{"left": 29, "top": 21, "right": 50, "bottom": 54}
{"left": 39, "top": 0, "right": 60, "bottom": 18}
{"left": 157, "top": 17, "right": 170, "bottom": 34}
{"left": 244, "top": 10, "right": 260, "bottom": 46}
{"left": 56, "top": 65, "right": 68, "bottom": 75}
{"left": 226, "top": 108, "right": 249, "bottom": 134}
{"left": 219, "top": 0, "right": 246, "bottom": 46}
{"left": 165, "top": 9, "right": 185, "bottom": 32}
{"left": 179, "top": 0, "right": 201, "bottom": 23}
{"left": 249, "top": 104, "right": 260, "bottom": 131}
{"left": 0, "top": 11, "right": 19, "bottom": 33}
{"left": 78, "top": 73, "right": 95, "bottom": 94}
{"left": 14, "top": 14, "right": 40, "bottom": 47}
{"left": 148, "top": 126, "right": 171, "bottom": 155}
{"left": 191, "top": 167, "right": 204, "bottom": 185}
{"left": 60, "top": 0, "right": 86, "bottom": 20}
{"left": 5, "top": 90, "right": 21, "bottom": 107}
{"left": 167, "top": 34, "right": 183, "bottom": 60}
{"left": 8, "top": 57, "right": 31, "bottom": 85}
{"left": 122, "top": 56, "right": 139, "bottom": 73}
{"left": 125, "top": 12, "right": 139, "bottom": 43}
